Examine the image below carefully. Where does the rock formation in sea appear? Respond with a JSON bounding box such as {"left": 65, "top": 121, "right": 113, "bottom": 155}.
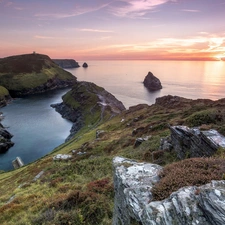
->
{"left": 82, "top": 62, "right": 88, "bottom": 68}
{"left": 113, "top": 156, "right": 225, "bottom": 225}
{"left": 143, "top": 71, "right": 162, "bottom": 91}
{"left": 51, "top": 81, "right": 126, "bottom": 140}
{"left": 52, "top": 59, "right": 80, "bottom": 68}
{"left": 0, "top": 53, "right": 77, "bottom": 97}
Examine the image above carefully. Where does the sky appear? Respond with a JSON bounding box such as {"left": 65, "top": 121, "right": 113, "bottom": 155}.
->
{"left": 0, "top": 0, "right": 225, "bottom": 61}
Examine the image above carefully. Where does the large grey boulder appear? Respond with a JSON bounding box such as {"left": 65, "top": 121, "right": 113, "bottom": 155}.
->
{"left": 113, "top": 156, "right": 225, "bottom": 225}
{"left": 170, "top": 126, "right": 225, "bottom": 159}
{"left": 113, "top": 156, "right": 162, "bottom": 225}
{"left": 143, "top": 72, "right": 162, "bottom": 91}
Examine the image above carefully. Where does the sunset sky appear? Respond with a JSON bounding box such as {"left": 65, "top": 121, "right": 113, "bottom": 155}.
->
{"left": 0, "top": 0, "right": 225, "bottom": 60}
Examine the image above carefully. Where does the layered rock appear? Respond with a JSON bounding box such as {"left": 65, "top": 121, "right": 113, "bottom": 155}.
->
{"left": 52, "top": 59, "right": 80, "bottom": 68}
{"left": 143, "top": 72, "right": 162, "bottom": 91}
{"left": 170, "top": 126, "right": 225, "bottom": 159}
{"left": 0, "top": 123, "right": 14, "bottom": 153}
{"left": 52, "top": 81, "right": 125, "bottom": 140}
{"left": 0, "top": 53, "right": 77, "bottom": 97}
{"left": 113, "top": 156, "right": 225, "bottom": 225}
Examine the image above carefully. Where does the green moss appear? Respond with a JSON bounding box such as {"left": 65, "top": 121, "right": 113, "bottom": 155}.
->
{"left": 0, "top": 86, "right": 9, "bottom": 99}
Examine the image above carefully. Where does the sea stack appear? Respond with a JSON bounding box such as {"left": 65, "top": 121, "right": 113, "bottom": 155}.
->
{"left": 143, "top": 72, "right": 162, "bottom": 91}
{"left": 82, "top": 62, "right": 88, "bottom": 68}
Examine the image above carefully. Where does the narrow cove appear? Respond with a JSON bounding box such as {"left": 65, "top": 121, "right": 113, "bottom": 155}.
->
{"left": 0, "top": 88, "right": 73, "bottom": 171}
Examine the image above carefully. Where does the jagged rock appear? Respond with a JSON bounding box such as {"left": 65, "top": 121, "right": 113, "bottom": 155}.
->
{"left": 0, "top": 126, "right": 14, "bottom": 153}
{"left": 160, "top": 136, "right": 172, "bottom": 151}
{"left": 170, "top": 125, "right": 225, "bottom": 159}
{"left": 52, "top": 59, "right": 80, "bottom": 68}
{"left": 113, "top": 156, "right": 225, "bottom": 225}
{"left": 82, "top": 62, "right": 88, "bottom": 68}
{"left": 96, "top": 130, "right": 106, "bottom": 139}
{"left": 113, "top": 157, "right": 162, "bottom": 225}
{"left": 143, "top": 72, "right": 162, "bottom": 91}
{"left": 134, "top": 136, "right": 151, "bottom": 148}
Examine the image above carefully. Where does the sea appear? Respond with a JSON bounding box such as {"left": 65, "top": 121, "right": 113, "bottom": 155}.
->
{"left": 1, "top": 60, "right": 225, "bottom": 171}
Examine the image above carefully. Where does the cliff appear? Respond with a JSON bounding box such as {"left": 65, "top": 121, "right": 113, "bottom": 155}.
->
{"left": 51, "top": 81, "right": 126, "bottom": 139}
{"left": 0, "top": 53, "right": 77, "bottom": 97}
{"left": 1, "top": 95, "right": 225, "bottom": 224}
{"left": 52, "top": 59, "right": 80, "bottom": 68}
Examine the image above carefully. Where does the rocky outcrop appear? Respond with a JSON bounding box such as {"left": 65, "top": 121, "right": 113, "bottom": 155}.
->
{"left": 0, "top": 53, "right": 77, "bottom": 97}
{"left": 113, "top": 157, "right": 162, "bottom": 225}
{"left": 52, "top": 81, "right": 125, "bottom": 140}
{"left": 143, "top": 72, "right": 162, "bottom": 91}
{"left": 0, "top": 123, "right": 14, "bottom": 153}
{"left": 0, "top": 86, "right": 11, "bottom": 107}
{"left": 82, "top": 62, "right": 88, "bottom": 68}
{"left": 53, "top": 59, "right": 80, "bottom": 68}
{"left": 170, "top": 126, "right": 225, "bottom": 159}
{"left": 113, "top": 156, "right": 225, "bottom": 225}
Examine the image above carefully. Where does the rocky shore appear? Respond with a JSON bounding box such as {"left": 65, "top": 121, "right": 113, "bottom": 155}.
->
{"left": 0, "top": 115, "right": 14, "bottom": 154}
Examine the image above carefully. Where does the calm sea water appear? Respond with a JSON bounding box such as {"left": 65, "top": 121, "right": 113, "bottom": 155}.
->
{"left": 0, "top": 88, "right": 72, "bottom": 171}
{"left": 68, "top": 60, "right": 225, "bottom": 108}
{"left": 1, "top": 60, "right": 225, "bottom": 171}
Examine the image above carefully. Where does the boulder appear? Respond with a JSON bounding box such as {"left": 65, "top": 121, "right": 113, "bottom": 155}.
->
{"left": 170, "top": 126, "right": 225, "bottom": 159}
{"left": 143, "top": 72, "right": 162, "bottom": 91}
{"left": 113, "top": 156, "right": 225, "bottom": 225}
{"left": 113, "top": 157, "right": 162, "bottom": 225}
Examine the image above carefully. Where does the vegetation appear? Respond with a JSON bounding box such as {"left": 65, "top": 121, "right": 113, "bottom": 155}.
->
{"left": 0, "top": 53, "right": 76, "bottom": 95}
{"left": 151, "top": 157, "right": 225, "bottom": 201}
{"left": 1, "top": 94, "right": 225, "bottom": 224}
{"left": 0, "top": 86, "right": 9, "bottom": 99}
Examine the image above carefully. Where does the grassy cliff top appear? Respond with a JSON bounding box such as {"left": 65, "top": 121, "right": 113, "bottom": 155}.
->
{"left": 0, "top": 53, "right": 76, "bottom": 93}
{"left": 0, "top": 95, "right": 225, "bottom": 224}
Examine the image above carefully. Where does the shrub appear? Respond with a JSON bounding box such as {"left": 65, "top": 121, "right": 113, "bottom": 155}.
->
{"left": 186, "top": 109, "right": 223, "bottom": 127}
{"left": 151, "top": 157, "right": 225, "bottom": 201}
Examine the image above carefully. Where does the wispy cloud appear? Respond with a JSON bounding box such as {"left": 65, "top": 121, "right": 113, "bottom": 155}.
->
{"left": 79, "top": 28, "right": 114, "bottom": 33}
{"left": 182, "top": 9, "right": 200, "bottom": 13}
{"left": 35, "top": 3, "right": 110, "bottom": 20}
{"left": 34, "top": 35, "right": 55, "bottom": 40}
{"left": 109, "top": 0, "right": 171, "bottom": 18}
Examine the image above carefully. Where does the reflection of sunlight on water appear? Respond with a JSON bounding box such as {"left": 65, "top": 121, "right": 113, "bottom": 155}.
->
{"left": 202, "top": 61, "right": 225, "bottom": 100}
{"left": 203, "top": 61, "right": 225, "bottom": 84}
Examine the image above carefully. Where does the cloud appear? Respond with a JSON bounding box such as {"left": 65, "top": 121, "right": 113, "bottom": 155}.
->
{"left": 109, "top": 0, "right": 171, "bottom": 18}
{"left": 182, "top": 9, "right": 200, "bottom": 13}
{"left": 34, "top": 35, "right": 55, "bottom": 40}
{"left": 35, "top": 3, "right": 110, "bottom": 20}
{"left": 79, "top": 28, "right": 114, "bottom": 33}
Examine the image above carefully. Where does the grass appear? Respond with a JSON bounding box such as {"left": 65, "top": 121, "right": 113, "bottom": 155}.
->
{"left": 0, "top": 53, "right": 76, "bottom": 94}
{"left": 1, "top": 95, "right": 225, "bottom": 224}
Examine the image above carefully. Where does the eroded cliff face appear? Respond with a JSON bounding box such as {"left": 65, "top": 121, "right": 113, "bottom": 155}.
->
{"left": 113, "top": 156, "right": 225, "bottom": 225}
{"left": 52, "top": 81, "right": 126, "bottom": 140}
